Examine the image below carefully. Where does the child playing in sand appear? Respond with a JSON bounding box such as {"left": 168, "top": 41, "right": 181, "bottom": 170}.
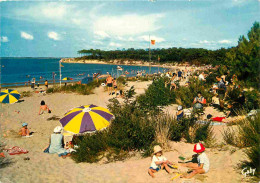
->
{"left": 19, "top": 123, "right": 30, "bottom": 137}
{"left": 181, "top": 143, "right": 210, "bottom": 178}
{"left": 148, "top": 145, "right": 173, "bottom": 178}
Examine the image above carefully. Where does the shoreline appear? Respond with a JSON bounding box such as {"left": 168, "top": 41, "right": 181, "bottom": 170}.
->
{"left": 60, "top": 58, "right": 180, "bottom": 69}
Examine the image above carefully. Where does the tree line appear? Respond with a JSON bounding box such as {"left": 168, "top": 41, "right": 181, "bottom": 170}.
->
{"left": 78, "top": 22, "right": 259, "bottom": 87}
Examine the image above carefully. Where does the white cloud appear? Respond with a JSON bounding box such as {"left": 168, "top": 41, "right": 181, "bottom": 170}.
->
{"left": 48, "top": 32, "right": 60, "bottom": 41}
{"left": 138, "top": 35, "right": 165, "bottom": 43}
{"left": 218, "top": 40, "right": 232, "bottom": 44}
{"left": 199, "top": 40, "right": 211, "bottom": 44}
{"left": 41, "top": 3, "right": 67, "bottom": 19}
{"left": 109, "top": 42, "right": 122, "bottom": 47}
{"left": 21, "top": 32, "right": 34, "bottom": 40}
{"left": 93, "top": 13, "right": 164, "bottom": 37}
{"left": 0, "top": 36, "right": 9, "bottom": 42}
{"left": 94, "top": 31, "right": 110, "bottom": 40}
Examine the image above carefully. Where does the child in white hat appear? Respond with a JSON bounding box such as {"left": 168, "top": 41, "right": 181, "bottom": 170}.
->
{"left": 181, "top": 143, "right": 210, "bottom": 178}
{"left": 148, "top": 145, "right": 173, "bottom": 178}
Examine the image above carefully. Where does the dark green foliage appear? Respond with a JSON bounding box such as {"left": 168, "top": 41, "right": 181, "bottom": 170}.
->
{"left": 241, "top": 114, "right": 260, "bottom": 175}
{"left": 225, "top": 87, "right": 260, "bottom": 112}
{"left": 239, "top": 114, "right": 260, "bottom": 148}
{"left": 46, "top": 79, "right": 105, "bottom": 95}
{"left": 169, "top": 117, "right": 195, "bottom": 141}
{"left": 225, "top": 22, "right": 260, "bottom": 88}
{"left": 77, "top": 47, "right": 227, "bottom": 65}
{"left": 72, "top": 132, "right": 108, "bottom": 163}
{"left": 174, "top": 78, "right": 213, "bottom": 108}
{"left": 116, "top": 76, "right": 127, "bottom": 85}
{"left": 244, "top": 90, "right": 260, "bottom": 111}
{"left": 223, "top": 113, "right": 260, "bottom": 175}
{"left": 244, "top": 146, "right": 260, "bottom": 174}
{"left": 137, "top": 77, "right": 172, "bottom": 110}
{"left": 194, "top": 122, "right": 213, "bottom": 143}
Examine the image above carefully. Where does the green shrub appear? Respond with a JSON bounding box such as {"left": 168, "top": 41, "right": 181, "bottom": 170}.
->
{"left": 116, "top": 76, "right": 127, "bottom": 85}
{"left": 222, "top": 127, "right": 242, "bottom": 147}
{"left": 223, "top": 113, "right": 260, "bottom": 175}
{"left": 194, "top": 122, "right": 214, "bottom": 143}
{"left": 72, "top": 132, "right": 108, "bottom": 163}
{"left": 20, "top": 91, "right": 32, "bottom": 98}
{"left": 46, "top": 79, "right": 105, "bottom": 95}
{"left": 244, "top": 90, "right": 260, "bottom": 111}
{"left": 174, "top": 78, "right": 213, "bottom": 108}
{"left": 137, "top": 77, "right": 171, "bottom": 110}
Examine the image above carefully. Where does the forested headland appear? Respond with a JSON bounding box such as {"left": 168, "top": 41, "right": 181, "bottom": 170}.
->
{"left": 77, "top": 22, "right": 259, "bottom": 88}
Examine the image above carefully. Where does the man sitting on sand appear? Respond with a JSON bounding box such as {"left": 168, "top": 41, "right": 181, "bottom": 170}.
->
{"left": 39, "top": 100, "right": 51, "bottom": 115}
{"left": 193, "top": 92, "right": 206, "bottom": 110}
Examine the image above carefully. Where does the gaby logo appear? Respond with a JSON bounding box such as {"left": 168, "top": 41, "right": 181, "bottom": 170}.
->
{"left": 241, "top": 167, "right": 256, "bottom": 177}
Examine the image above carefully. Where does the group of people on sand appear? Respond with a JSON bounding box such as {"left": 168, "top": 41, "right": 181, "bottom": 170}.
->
{"left": 148, "top": 143, "right": 209, "bottom": 179}
{"left": 19, "top": 100, "right": 51, "bottom": 137}
{"left": 18, "top": 100, "right": 72, "bottom": 158}
{"left": 25, "top": 76, "right": 49, "bottom": 90}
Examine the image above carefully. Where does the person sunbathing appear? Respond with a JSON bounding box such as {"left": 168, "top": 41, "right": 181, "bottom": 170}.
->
{"left": 19, "top": 123, "right": 30, "bottom": 137}
{"left": 39, "top": 100, "right": 51, "bottom": 115}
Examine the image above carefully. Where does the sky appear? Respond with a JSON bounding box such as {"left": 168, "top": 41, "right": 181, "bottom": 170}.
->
{"left": 0, "top": 0, "right": 259, "bottom": 57}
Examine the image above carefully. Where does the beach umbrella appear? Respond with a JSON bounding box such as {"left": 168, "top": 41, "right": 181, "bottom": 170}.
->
{"left": 62, "top": 77, "right": 73, "bottom": 81}
{"left": 0, "top": 89, "right": 20, "bottom": 104}
{"left": 59, "top": 104, "right": 113, "bottom": 134}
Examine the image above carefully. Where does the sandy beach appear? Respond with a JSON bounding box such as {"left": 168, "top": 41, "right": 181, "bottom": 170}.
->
{"left": 0, "top": 81, "right": 250, "bottom": 183}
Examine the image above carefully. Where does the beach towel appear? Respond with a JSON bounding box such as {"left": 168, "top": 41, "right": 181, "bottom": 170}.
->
{"left": 212, "top": 117, "right": 226, "bottom": 122}
{"left": 4, "top": 146, "right": 29, "bottom": 155}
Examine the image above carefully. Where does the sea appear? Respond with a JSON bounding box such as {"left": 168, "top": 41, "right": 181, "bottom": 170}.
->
{"left": 0, "top": 58, "right": 166, "bottom": 87}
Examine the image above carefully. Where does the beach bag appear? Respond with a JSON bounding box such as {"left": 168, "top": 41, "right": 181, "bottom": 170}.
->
{"left": 202, "top": 98, "right": 207, "bottom": 105}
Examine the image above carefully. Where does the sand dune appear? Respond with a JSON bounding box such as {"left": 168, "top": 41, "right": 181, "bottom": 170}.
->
{"left": 0, "top": 82, "right": 249, "bottom": 183}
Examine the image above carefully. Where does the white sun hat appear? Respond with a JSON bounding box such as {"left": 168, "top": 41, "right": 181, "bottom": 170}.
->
{"left": 177, "top": 105, "right": 183, "bottom": 111}
{"left": 54, "top": 126, "right": 63, "bottom": 133}
{"left": 153, "top": 145, "right": 163, "bottom": 154}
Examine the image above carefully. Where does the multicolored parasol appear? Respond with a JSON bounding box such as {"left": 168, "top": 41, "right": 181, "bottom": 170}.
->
{"left": 59, "top": 104, "right": 113, "bottom": 134}
{"left": 0, "top": 89, "right": 20, "bottom": 104}
{"left": 62, "top": 77, "right": 73, "bottom": 81}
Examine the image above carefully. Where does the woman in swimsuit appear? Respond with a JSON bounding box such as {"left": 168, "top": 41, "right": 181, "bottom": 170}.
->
{"left": 39, "top": 100, "right": 51, "bottom": 115}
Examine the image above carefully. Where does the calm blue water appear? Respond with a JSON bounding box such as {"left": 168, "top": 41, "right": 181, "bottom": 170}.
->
{"left": 0, "top": 58, "right": 165, "bottom": 86}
